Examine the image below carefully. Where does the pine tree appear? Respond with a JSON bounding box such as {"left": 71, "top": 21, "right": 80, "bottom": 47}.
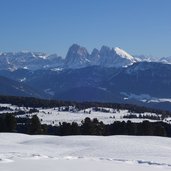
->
{"left": 71, "top": 122, "right": 80, "bottom": 135}
{"left": 4, "top": 114, "right": 16, "bottom": 132}
{"left": 126, "top": 121, "right": 136, "bottom": 135}
{"left": 29, "top": 115, "right": 42, "bottom": 134}
{"left": 153, "top": 124, "right": 166, "bottom": 137}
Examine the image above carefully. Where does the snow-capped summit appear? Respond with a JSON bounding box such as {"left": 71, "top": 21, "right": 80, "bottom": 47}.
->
{"left": 159, "top": 56, "right": 171, "bottom": 64}
{"left": 31, "top": 52, "right": 48, "bottom": 59}
{"left": 134, "top": 55, "right": 160, "bottom": 62}
{"left": 114, "top": 47, "right": 136, "bottom": 62}
{"left": 94, "top": 46, "right": 136, "bottom": 68}
{"left": 0, "top": 44, "right": 139, "bottom": 70}
{"left": 0, "top": 52, "right": 64, "bottom": 71}
{"left": 63, "top": 44, "right": 138, "bottom": 68}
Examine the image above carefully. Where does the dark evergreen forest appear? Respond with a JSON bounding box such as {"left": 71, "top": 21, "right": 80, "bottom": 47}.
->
{"left": 0, "top": 95, "right": 171, "bottom": 137}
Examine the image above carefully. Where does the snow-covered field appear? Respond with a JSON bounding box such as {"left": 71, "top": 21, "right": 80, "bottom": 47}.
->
{"left": 0, "top": 133, "right": 171, "bottom": 171}
{"left": 36, "top": 108, "right": 161, "bottom": 125}
{"left": 0, "top": 103, "right": 164, "bottom": 125}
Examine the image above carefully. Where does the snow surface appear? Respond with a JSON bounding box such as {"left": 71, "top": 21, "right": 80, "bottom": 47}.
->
{"left": 46, "top": 110, "right": 159, "bottom": 125}
{"left": 115, "top": 47, "right": 135, "bottom": 61}
{"left": 0, "top": 133, "right": 171, "bottom": 171}
{"left": 17, "top": 107, "right": 162, "bottom": 125}
{"left": 0, "top": 103, "right": 165, "bottom": 125}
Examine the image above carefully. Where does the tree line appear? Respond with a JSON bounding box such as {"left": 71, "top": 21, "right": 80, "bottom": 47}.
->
{"left": 1, "top": 114, "right": 171, "bottom": 137}
{"left": 0, "top": 95, "right": 171, "bottom": 117}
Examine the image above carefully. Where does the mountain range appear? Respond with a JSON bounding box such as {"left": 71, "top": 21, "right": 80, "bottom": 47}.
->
{"left": 0, "top": 44, "right": 171, "bottom": 111}
{"left": 0, "top": 44, "right": 141, "bottom": 70}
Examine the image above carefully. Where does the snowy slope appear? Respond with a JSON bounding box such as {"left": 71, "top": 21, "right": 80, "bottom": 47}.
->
{"left": 33, "top": 108, "right": 162, "bottom": 125}
{"left": 0, "top": 52, "right": 64, "bottom": 71}
{"left": 0, "top": 103, "right": 163, "bottom": 125}
{"left": 115, "top": 47, "right": 136, "bottom": 61}
{"left": 0, "top": 133, "right": 171, "bottom": 171}
{"left": 159, "top": 56, "right": 171, "bottom": 64}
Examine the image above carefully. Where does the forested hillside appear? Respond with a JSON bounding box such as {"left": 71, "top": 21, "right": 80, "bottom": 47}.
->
{"left": 0, "top": 95, "right": 171, "bottom": 137}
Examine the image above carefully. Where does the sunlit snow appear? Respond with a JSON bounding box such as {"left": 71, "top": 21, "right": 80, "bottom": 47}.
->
{"left": 0, "top": 133, "right": 171, "bottom": 171}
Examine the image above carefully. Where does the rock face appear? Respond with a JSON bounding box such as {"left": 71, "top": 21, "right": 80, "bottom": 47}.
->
{"left": 64, "top": 44, "right": 137, "bottom": 68}
{"left": 0, "top": 52, "right": 64, "bottom": 71}
{"left": 64, "top": 44, "right": 90, "bottom": 68}
{"left": 97, "top": 46, "right": 136, "bottom": 68}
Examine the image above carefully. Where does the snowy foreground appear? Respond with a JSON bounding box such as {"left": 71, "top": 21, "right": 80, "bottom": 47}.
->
{"left": 0, "top": 134, "right": 171, "bottom": 171}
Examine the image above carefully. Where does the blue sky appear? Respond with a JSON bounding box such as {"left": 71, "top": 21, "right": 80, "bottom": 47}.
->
{"left": 0, "top": 0, "right": 171, "bottom": 57}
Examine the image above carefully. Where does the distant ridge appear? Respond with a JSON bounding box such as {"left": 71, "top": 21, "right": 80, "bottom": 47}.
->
{"left": 0, "top": 44, "right": 137, "bottom": 70}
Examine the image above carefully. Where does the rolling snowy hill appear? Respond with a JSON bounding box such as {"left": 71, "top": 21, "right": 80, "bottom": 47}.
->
{"left": 0, "top": 133, "right": 171, "bottom": 171}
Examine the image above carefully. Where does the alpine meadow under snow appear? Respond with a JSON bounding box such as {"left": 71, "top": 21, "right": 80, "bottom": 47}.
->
{"left": 1, "top": 99, "right": 171, "bottom": 170}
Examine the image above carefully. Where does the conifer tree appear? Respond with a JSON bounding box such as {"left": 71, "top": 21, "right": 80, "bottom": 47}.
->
{"left": 29, "top": 115, "right": 42, "bottom": 134}
{"left": 4, "top": 114, "right": 16, "bottom": 132}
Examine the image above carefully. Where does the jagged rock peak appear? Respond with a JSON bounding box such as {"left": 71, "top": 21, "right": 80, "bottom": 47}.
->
{"left": 100, "top": 45, "right": 111, "bottom": 52}
{"left": 64, "top": 44, "right": 90, "bottom": 68}
{"left": 99, "top": 46, "right": 112, "bottom": 57}
{"left": 66, "top": 44, "right": 89, "bottom": 59}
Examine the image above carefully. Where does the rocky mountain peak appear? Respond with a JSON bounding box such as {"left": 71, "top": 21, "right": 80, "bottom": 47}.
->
{"left": 64, "top": 44, "right": 90, "bottom": 68}
{"left": 66, "top": 44, "right": 89, "bottom": 59}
